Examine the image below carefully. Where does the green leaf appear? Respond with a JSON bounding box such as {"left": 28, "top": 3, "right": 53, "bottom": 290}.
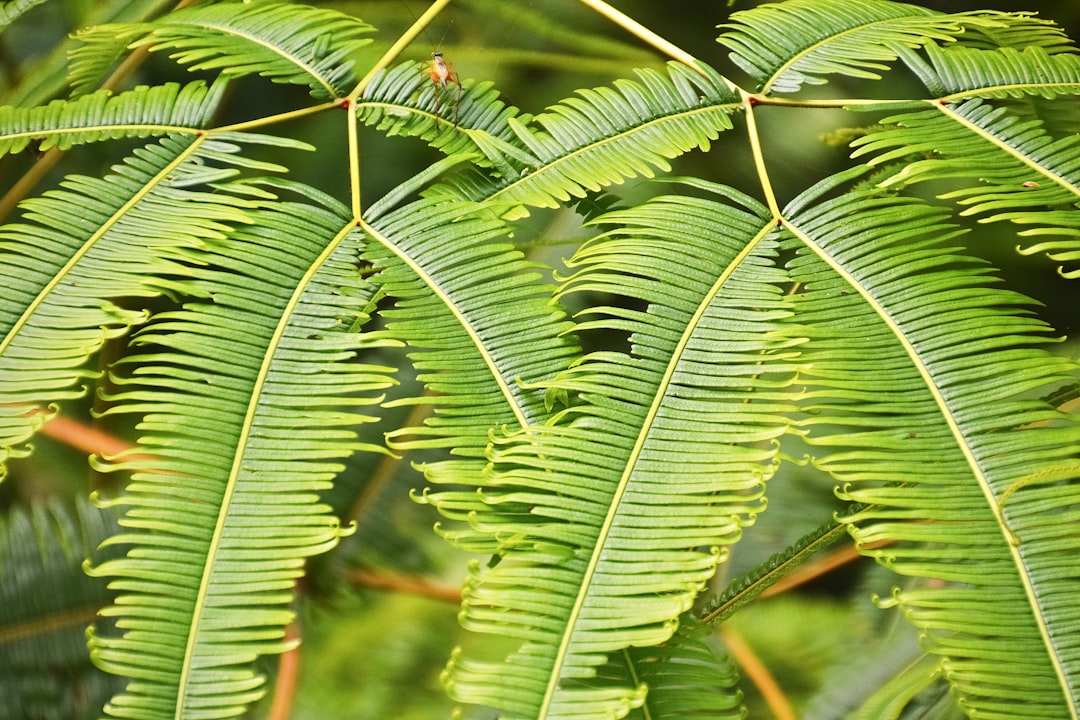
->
{"left": 85, "top": 191, "right": 400, "bottom": 719}
{"left": 851, "top": 94, "right": 1080, "bottom": 276}
{"left": 359, "top": 60, "right": 531, "bottom": 174}
{"left": 782, "top": 174, "right": 1080, "bottom": 718}
{"left": 436, "top": 63, "right": 738, "bottom": 219}
{"left": 0, "top": 80, "right": 225, "bottom": 158}
{"left": 363, "top": 196, "right": 578, "bottom": 460}
{"left": 900, "top": 43, "right": 1080, "bottom": 100}
{"left": 436, "top": 184, "right": 799, "bottom": 717}
{"left": 1, "top": 0, "right": 174, "bottom": 107}
{"left": 0, "top": 134, "right": 270, "bottom": 476}
{"left": 718, "top": 0, "right": 976, "bottom": 94}
{"left": 76, "top": 0, "right": 375, "bottom": 101}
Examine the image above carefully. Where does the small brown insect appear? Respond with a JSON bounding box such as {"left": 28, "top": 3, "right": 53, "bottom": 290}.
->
{"left": 424, "top": 51, "right": 461, "bottom": 122}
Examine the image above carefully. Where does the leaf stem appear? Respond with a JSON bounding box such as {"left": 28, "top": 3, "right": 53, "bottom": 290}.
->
{"left": 742, "top": 92, "right": 781, "bottom": 218}
{"left": 349, "top": 0, "right": 454, "bottom": 102}
{"left": 209, "top": 101, "right": 341, "bottom": 134}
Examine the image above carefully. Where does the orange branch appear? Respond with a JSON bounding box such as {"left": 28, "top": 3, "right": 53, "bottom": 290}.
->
{"left": 720, "top": 626, "right": 797, "bottom": 720}
{"left": 268, "top": 621, "right": 301, "bottom": 720}
{"left": 347, "top": 568, "right": 462, "bottom": 604}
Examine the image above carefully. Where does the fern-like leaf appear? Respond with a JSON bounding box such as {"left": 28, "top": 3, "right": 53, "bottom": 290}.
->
{"left": 900, "top": 43, "right": 1080, "bottom": 100}
{"left": 781, "top": 174, "right": 1080, "bottom": 717}
{"left": 948, "top": 12, "right": 1076, "bottom": 54}
{"left": 434, "top": 63, "right": 738, "bottom": 219}
{"left": 85, "top": 188, "right": 400, "bottom": 719}
{"left": 436, "top": 184, "right": 800, "bottom": 718}
{"left": 0, "top": 79, "right": 225, "bottom": 158}
{"left": 0, "top": 497, "right": 123, "bottom": 720}
{"left": 362, "top": 195, "right": 578, "bottom": 463}
{"left": 719, "top": 0, "right": 1000, "bottom": 94}
{"left": 73, "top": 1, "right": 374, "bottom": 102}
{"left": 359, "top": 61, "right": 530, "bottom": 174}
{"left": 851, "top": 92, "right": 1080, "bottom": 276}
{"left": 0, "top": 133, "right": 295, "bottom": 475}
{"left": 614, "top": 623, "right": 745, "bottom": 720}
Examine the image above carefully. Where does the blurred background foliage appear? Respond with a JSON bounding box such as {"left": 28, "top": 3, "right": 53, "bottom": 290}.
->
{"left": 1, "top": 1, "right": 1078, "bottom": 718}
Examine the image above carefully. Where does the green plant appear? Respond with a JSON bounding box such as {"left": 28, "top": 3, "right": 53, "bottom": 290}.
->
{"left": 2, "top": 0, "right": 1079, "bottom": 718}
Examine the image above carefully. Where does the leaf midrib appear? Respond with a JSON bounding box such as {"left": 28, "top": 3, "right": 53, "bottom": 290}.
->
{"left": 537, "top": 223, "right": 774, "bottom": 716}
{"left": 0, "top": 134, "right": 205, "bottom": 358}
{"left": 786, "top": 216, "right": 1078, "bottom": 720}
{"left": 358, "top": 217, "right": 530, "bottom": 429}
{"left": 174, "top": 220, "right": 355, "bottom": 718}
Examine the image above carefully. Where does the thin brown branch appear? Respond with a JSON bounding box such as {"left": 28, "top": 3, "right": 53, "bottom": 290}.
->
{"left": 36, "top": 414, "right": 139, "bottom": 459}
{"left": 719, "top": 626, "right": 797, "bottom": 720}
{"left": 347, "top": 568, "right": 462, "bottom": 604}
{"left": 268, "top": 621, "right": 301, "bottom": 720}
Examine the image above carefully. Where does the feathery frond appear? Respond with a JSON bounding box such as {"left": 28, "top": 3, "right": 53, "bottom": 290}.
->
{"left": 362, "top": 196, "right": 578, "bottom": 461}
{"left": 358, "top": 61, "right": 530, "bottom": 174}
{"left": 0, "top": 133, "right": 293, "bottom": 475}
{"left": 718, "top": 0, "right": 982, "bottom": 94}
{"left": 900, "top": 43, "right": 1080, "bottom": 100}
{"left": 614, "top": 624, "right": 745, "bottom": 720}
{"left": 782, "top": 174, "right": 1080, "bottom": 718}
{"left": 434, "top": 63, "right": 738, "bottom": 218}
{"left": 0, "top": 498, "right": 123, "bottom": 720}
{"left": 73, "top": 1, "right": 374, "bottom": 102}
{"left": 0, "top": 80, "right": 225, "bottom": 158}
{"left": 947, "top": 12, "right": 1076, "bottom": 54}
{"left": 2, "top": 0, "right": 174, "bottom": 107}
{"left": 851, "top": 93, "right": 1080, "bottom": 276}
{"left": 436, "top": 184, "right": 800, "bottom": 718}
{"left": 85, "top": 189, "right": 399, "bottom": 720}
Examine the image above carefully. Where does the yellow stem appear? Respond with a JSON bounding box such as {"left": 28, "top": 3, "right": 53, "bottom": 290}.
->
{"left": 349, "top": 0, "right": 454, "bottom": 102}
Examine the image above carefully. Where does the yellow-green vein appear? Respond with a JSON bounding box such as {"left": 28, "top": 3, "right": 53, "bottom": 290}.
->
{"left": 173, "top": 220, "right": 356, "bottom": 718}
{"left": 356, "top": 217, "right": 530, "bottom": 429}
{"left": 487, "top": 102, "right": 738, "bottom": 210}
{"left": 537, "top": 221, "right": 775, "bottom": 716}
{"left": 933, "top": 99, "right": 1080, "bottom": 202}
{"left": 0, "top": 134, "right": 207, "bottom": 359}
{"left": 784, "top": 218, "right": 1078, "bottom": 720}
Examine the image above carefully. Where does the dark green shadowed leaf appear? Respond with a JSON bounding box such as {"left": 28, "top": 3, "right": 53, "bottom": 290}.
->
{"left": 0, "top": 498, "right": 124, "bottom": 720}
